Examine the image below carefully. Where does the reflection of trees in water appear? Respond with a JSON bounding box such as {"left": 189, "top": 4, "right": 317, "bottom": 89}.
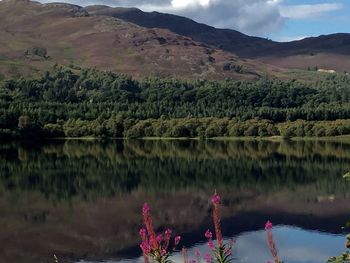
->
{"left": 0, "top": 140, "right": 350, "bottom": 199}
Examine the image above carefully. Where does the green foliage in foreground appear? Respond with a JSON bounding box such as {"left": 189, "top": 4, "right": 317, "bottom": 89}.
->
{"left": 2, "top": 67, "right": 350, "bottom": 138}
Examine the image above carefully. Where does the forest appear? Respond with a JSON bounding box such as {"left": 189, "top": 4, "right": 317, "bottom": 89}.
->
{"left": 1, "top": 66, "right": 350, "bottom": 139}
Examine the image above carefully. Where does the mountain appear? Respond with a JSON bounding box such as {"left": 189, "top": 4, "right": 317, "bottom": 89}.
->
{"left": 0, "top": 0, "right": 349, "bottom": 81}
{"left": 86, "top": 5, "right": 350, "bottom": 72}
{"left": 0, "top": 0, "right": 269, "bottom": 80}
{"left": 84, "top": 5, "right": 275, "bottom": 57}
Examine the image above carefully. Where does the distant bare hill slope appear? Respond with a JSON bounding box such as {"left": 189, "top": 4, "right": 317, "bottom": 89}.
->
{"left": 0, "top": 0, "right": 268, "bottom": 80}
{"left": 86, "top": 5, "right": 350, "bottom": 72}
{"left": 1, "top": 0, "right": 349, "bottom": 80}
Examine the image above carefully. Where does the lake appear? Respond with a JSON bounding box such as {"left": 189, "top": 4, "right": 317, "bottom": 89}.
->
{"left": 0, "top": 139, "right": 349, "bottom": 263}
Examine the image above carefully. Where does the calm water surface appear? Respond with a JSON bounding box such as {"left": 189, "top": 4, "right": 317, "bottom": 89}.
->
{"left": 0, "top": 139, "right": 349, "bottom": 263}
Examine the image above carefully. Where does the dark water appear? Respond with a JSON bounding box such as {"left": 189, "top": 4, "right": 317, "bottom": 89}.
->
{"left": 0, "top": 139, "right": 349, "bottom": 263}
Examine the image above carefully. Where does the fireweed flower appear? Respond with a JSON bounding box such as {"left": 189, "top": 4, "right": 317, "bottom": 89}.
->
{"left": 265, "top": 221, "right": 273, "bottom": 230}
{"left": 156, "top": 234, "right": 163, "bottom": 244}
{"left": 204, "top": 253, "right": 213, "bottom": 263}
{"left": 206, "top": 193, "right": 234, "bottom": 263}
{"left": 204, "top": 229, "right": 215, "bottom": 249}
{"left": 195, "top": 249, "right": 201, "bottom": 262}
{"left": 139, "top": 228, "right": 147, "bottom": 240}
{"left": 174, "top": 235, "right": 181, "bottom": 247}
{"left": 143, "top": 203, "right": 150, "bottom": 214}
{"left": 265, "top": 221, "right": 282, "bottom": 263}
{"left": 165, "top": 229, "right": 172, "bottom": 238}
{"left": 140, "top": 194, "right": 238, "bottom": 263}
{"left": 140, "top": 240, "right": 151, "bottom": 255}
{"left": 161, "top": 249, "right": 167, "bottom": 256}
{"left": 211, "top": 194, "right": 221, "bottom": 204}
{"left": 142, "top": 203, "right": 157, "bottom": 250}
{"left": 140, "top": 203, "right": 180, "bottom": 263}
{"left": 164, "top": 229, "right": 172, "bottom": 250}
{"left": 205, "top": 229, "right": 213, "bottom": 239}
{"left": 212, "top": 193, "right": 223, "bottom": 247}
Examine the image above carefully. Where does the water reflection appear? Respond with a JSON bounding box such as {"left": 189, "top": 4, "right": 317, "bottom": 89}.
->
{"left": 82, "top": 226, "right": 344, "bottom": 263}
{"left": 0, "top": 139, "right": 349, "bottom": 263}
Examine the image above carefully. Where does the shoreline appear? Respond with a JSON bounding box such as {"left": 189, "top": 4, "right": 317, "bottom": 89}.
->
{"left": 36, "top": 135, "right": 350, "bottom": 142}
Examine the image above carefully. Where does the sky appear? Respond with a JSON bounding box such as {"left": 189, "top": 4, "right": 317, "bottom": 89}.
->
{"left": 36, "top": 0, "right": 350, "bottom": 42}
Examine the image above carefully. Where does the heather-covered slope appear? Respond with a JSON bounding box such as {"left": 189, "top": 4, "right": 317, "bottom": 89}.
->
{"left": 0, "top": 0, "right": 265, "bottom": 80}
{"left": 86, "top": 5, "right": 350, "bottom": 72}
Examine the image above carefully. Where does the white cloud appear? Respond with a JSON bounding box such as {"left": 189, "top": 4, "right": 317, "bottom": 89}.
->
{"left": 280, "top": 3, "right": 343, "bottom": 19}
{"left": 35, "top": 0, "right": 344, "bottom": 37}
{"left": 157, "top": 0, "right": 285, "bottom": 36}
{"left": 171, "top": 0, "right": 218, "bottom": 9}
{"left": 267, "top": 0, "right": 284, "bottom": 5}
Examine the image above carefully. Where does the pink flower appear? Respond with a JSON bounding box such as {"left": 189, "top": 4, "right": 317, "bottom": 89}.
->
{"left": 161, "top": 249, "right": 167, "bottom": 256}
{"left": 165, "top": 229, "right": 172, "bottom": 238}
{"left": 141, "top": 204, "right": 157, "bottom": 250}
{"left": 204, "top": 253, "right": 212, "bottom": 263}
{"left": 174, "top": 235, "right": 181, "bottom": 246}
{"left": 195, "top": 249, "right": 201, "bottom": 258}
{"left": 211, "top": 194, "right": 221, "bottom": 204}
{"left": 205, "top": 229, "right": 213, "bottom": 240}
{"left": 208, "top": 240, "right": 214, "bottom": 249}
{"left": 156, "top": 234, "right": 163, "bottom": 243}
{"left": 140, "top": 240, "right": 151, "bottom": 255}
{"left": 265, "top": 220, "right": 273, "bottom": 230}
{"left": 189, "top": 260, "right": 197, "bottom": 263}
{"left": 139, "top": 228, "right": 147, "bottom": 239}
{"left": 142, "top": 203, "right": 150, "bottom": 215}
{"left": 212, "top": 199, "right": 223, "bottom": 247}
{"left": 164, "top": 229, "right": 172, "bottom": 250}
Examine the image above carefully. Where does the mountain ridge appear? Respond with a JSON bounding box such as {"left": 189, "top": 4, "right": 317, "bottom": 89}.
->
{"left": 0, "top": 0, "right": 277, "bottom": 80}
{"left": 84, "top": 5, "right": 275, "bottom": 57}
{"left": 85, "top": 5, "right": 350, "bottom": 57}
{"left": 0, "top": 0, "right": 349, "bottom": 80}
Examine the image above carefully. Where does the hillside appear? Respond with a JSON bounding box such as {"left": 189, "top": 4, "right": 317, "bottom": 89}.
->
{"left": 86, "top": 5, "right": 350, "bottom": 73}
{"left": 1, "top": 0, "right": 349, "bottom": 80}
{"left": 0, "top": 0, "right": 269, "bottom": 80}
{"left": 84, "top": 5, "right": 275, "bottom": 57}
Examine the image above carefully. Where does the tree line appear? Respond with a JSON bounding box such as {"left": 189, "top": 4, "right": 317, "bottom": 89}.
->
{"left": 1, "top": 67, "right": 350, "bottom": 138}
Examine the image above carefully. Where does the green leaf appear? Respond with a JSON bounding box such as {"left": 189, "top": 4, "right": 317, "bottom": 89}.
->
{"left": 344, "top": 172, "right": 350, "bottom": 181}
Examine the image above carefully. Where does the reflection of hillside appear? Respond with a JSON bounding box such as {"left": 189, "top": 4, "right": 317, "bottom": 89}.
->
{"left": 0, "top": 140, "right": 350, "bottom": 199}
{"left": 0, "top": 187, "right": 349, "bottom": 263}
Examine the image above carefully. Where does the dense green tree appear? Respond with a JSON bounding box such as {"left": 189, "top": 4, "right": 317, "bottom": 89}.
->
{"left": 2, "top": 66, "right": 350, "bottom": 138}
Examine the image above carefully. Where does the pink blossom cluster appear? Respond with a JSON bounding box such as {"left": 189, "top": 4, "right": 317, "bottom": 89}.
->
{"left": 139, "top": 194, "right": 283, "bottom": 263}
{"left": 139, "top": 203, "right": 181, "bottom": 262}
